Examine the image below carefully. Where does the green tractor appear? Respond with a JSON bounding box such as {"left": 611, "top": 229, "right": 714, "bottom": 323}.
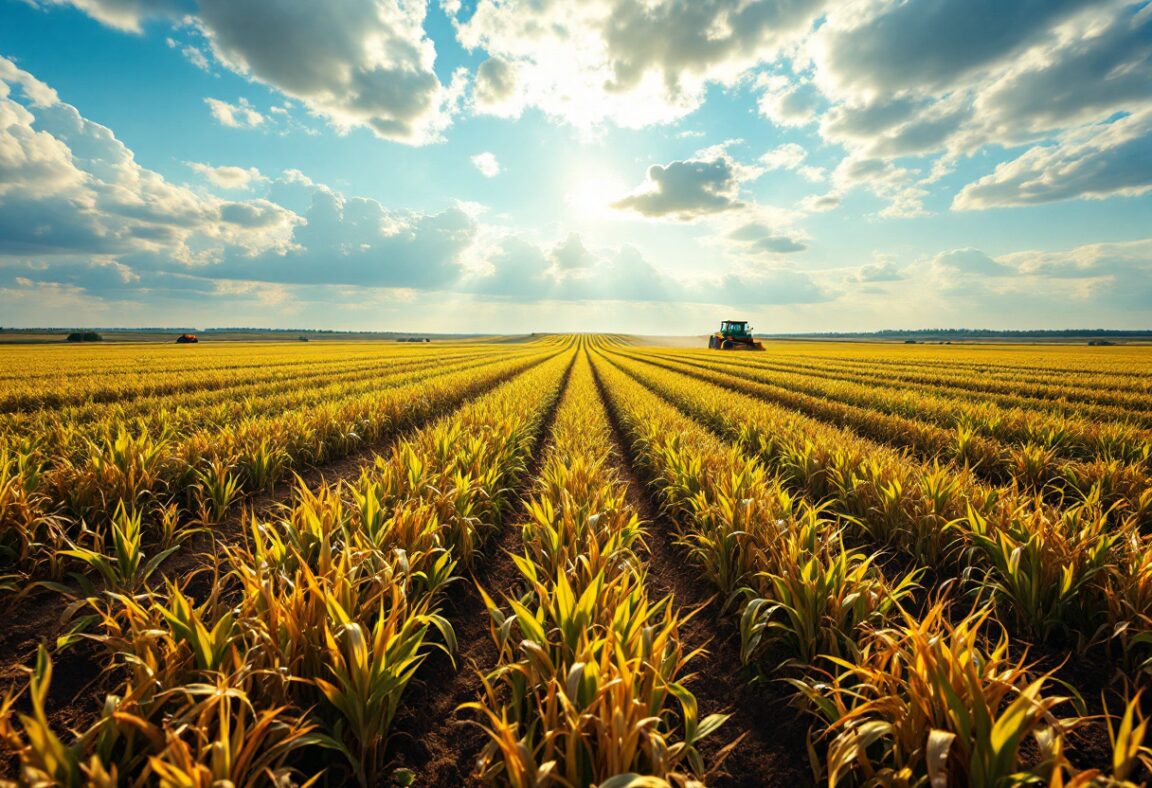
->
{"left": 708, "top": 320, "right": 765, "bottom": 351}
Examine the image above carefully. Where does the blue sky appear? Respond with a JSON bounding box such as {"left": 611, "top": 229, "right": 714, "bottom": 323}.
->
{"left": 1, "top": 0, "right": 1149, "bottom": 333}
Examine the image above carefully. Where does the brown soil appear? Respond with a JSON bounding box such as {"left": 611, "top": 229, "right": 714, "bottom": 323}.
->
{"left": 589, "top": 353, "right": 814, "bottom": 788}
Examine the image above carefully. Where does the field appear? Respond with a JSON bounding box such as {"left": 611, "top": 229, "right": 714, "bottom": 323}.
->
{"left": 1, "top": 335, "right": 1150, "bottom": 786}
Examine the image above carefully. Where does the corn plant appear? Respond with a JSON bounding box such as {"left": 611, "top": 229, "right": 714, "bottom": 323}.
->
{"left": 739, "top": 513, "right": 920, "bottom": 668}
{"left": 145, "top": 675, "right": 323, "bottom": 788}
{"left": 193, "top": 458, "right": 242, "bottom": 525}
{"left": 966, "top": 500, "right": 1117, "bottom": 644}
{"left": 57, "top": 501, "right": 178, "bottom": 594}
{"left": 315, "top": 600, "right": 453, "bottom": 786}
{"left": 469, "top": 567, "right": 722, "bottom": 786}
{"left": 3, "top": 646, "right": 90, "bottom": 786}
{"left": 790, "top": 602, "right": 1079, "bottom": 786}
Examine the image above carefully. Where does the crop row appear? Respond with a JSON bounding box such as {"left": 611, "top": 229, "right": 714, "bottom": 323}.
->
{"left": 653, "top": 350, "right": 1152, "bottom": 463}
{"left": 0, "top": 349, "right": 533, "bottom": 463}
{"left": 467, "top": 349, "right": 726, "bottom": 785}
{"left": 0, "top": 342, "right": 496, "bottom": 410}
{"left": 757, "top": 344, "right": 1152, "bottom": 387}
{"left": 659, "top": 348, "right": 1152, "bottom": 428}
{"left": 0, "top": 345, "right": 574, "bottom": 785}
{"left": 591, "top": 347, "right": 1152, "bottom": 784}
{"left": 622, "top": 350, "right": 1152, "bottom": 518}
{"left": 0, "top": 345, "right": 505, "bottom": 421}
{"left": 0, "top": 346, "right": 560, "bottom": 594}
{"left": 731, "top": 349, "right": 1152, "bottom": 412}
{"left": 601, "top": 349, "right": 1152, "bottom": 669}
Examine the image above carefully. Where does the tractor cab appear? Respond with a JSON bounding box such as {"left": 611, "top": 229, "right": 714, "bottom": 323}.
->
{"left": 709, "top": 319, "right": 765, "bottom": 351}
{"left": 720, "top": 320, "right": 753, "bottom": 339}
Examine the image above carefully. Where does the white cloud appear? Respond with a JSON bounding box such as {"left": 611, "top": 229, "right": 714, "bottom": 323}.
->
{"left": 36, "top": 0, "right": 463, "bottom": 145}
{"left": 204, "top": 96, "right": 264, "bottom": 128}
{"left": 755, "top": 74, "right": 822, "bottom": 127}
{"left": 186, "top": 162, "right": 265, "bottom": 190}
{"left": 451, "top": 0, "right": 828, "bottom": 130}
{"left": 472, "top": 56, "right": 523, "bottom": 117}
{"left": 0, "top": 57, "right": 299, "bottom": 266}
{"left": 953, "top": 111, "right": 1152, "bottom": 209}
{"left": 471, "top": 151, "right": 501, "bottom": 178}
{"left": 724, "top": 220, "right": 809, "bottom": 256}
{"left": 612, "top": 154, "right": 745, "bottom": 220}
{"left": 852, "top": 257, "right": 905, "bottom": 282}
{"left": 760, "top": 143, "right": 807, "bottom": 171}
{"left": 181, "top": 45, "right": 211, "bottom": 71}
{"left": 196, "top": 0, "right": 463, "bottom": 144}
{"left": 37, "top": 0, "right": 192, "bottom": 33}
{"left": 800, "top": 192, "right": 841, "bottom": 212}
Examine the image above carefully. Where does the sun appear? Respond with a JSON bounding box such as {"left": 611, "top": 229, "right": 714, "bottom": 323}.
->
{"left": 564, "top": 170, "right": 629, "bottom": 222}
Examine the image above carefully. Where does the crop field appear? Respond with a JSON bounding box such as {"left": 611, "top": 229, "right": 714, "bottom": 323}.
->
{"left": 1, "top": 335, "right": 1150, "bottom": 786}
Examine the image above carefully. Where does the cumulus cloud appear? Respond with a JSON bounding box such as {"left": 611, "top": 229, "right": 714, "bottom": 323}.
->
{"left": 776, "top": 1, "right": 1152, "bottom": 213}
{"left": 812, "top": 0, "right": 1090, "bottom": 98}
{"left": 953, "top": 111, "right": 1152, "bottom": 209}
{"left": 37, "top": 0, "right": 462, "bottom": 145}
{"left": 831, "top": 155, "right": 929, "bottom": 217}
{"left": 37, "top": 0, "right": 192, "bottom": 33}
{"left": 473, "top": 56, "right": 522, "bottom": 117}
{"left": 725, "top": 220, "right": 808, "bottom": 256}
{"left": 0, "top": 57, "right": 299, "bottom": 265}
{"left": 549, "top": 233, "right": 595, "bottom": 270}
{"left": 204, "top": 96, "right": 264, "bottom": 128}
{"left": 800, "top": 192, "right": 841, "bottom": 212}
{"left": 186, "top": 162, "right": 264, "bottom": 190}
{"left": 852, "top": 258, "right": 905, "bottom": 282}
{"left": 931, "top": 248, "right": 1015, "bottom": 278}
{"left": 908, "top": 239, "right": 1152, "bottom": 314}
{"left": 451, "top": 0, "right": 828, "bottom": 129}
{"left": 760, "top": 143, "right": 807, "bottom": 171}
{"left": 206, "top": 181, "right": 477, "bottom": 289}
{"left": 471, "top": 151, "right": 501, "bottom": 178}
{"left": 613, "top": 155, "right": 744, "bottom": 219}
{"left": 755, "top": 74, "right": 822, "bottom": 127}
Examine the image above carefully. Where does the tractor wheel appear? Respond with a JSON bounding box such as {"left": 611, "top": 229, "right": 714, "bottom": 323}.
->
{"left": 708, "top": 336, "right": 717, "bottom": 349}
{"left": 721, "top": 339, "right": 735, "bottom": 350}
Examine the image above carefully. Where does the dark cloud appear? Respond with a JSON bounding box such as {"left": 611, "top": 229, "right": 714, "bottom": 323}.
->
{"left": 818, "top": 0, "right": 1092, "bottom": 95}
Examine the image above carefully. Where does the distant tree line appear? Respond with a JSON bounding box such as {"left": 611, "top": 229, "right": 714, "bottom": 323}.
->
{"left": 775, "top": 328, "right": 1152, "bottom": 338}
{"left": 66, "top": 332, "right": 103, "bottom": 342}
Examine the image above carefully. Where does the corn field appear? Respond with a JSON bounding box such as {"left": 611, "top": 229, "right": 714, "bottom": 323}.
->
{"left": 1, "top": 334, "right": 1150, "bottom": 787}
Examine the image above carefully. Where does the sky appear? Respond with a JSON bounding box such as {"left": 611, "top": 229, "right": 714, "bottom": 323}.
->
{"left": 0, "top": 0, "right": 1149, "bottom": 334}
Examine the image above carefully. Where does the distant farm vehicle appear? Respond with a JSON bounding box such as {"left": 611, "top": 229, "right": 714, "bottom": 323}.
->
{"left": 708, "top": 320, "right": 764, "bottom": 351}
{"left": 175, "top": 333, "right": 199, "bottom": 344}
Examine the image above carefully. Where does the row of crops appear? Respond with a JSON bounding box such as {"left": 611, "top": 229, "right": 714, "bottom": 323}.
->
{"left": 1, "top": 334, "right": 1150, "bottom": 785}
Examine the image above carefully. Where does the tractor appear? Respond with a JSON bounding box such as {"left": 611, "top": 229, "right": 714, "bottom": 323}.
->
{"left": 708, "top": 320, "right": 765, "bottom": 351}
